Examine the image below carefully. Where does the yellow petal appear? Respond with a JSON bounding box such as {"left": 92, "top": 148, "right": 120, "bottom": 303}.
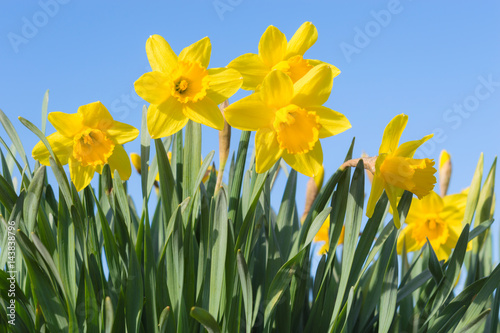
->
{"left": 419, "top": 191, "right": 444, "bottom": 215}
{"left": 224, "top": 94, "right": 274, "bottom": 131}
{"left": 291, "top": 64, "right": 333, "bottom": 107}
{"left": 107, "top": 121, "right": 140, "bottom": 145}
{"left": 405, "top": 198, "right": 424, "bottom": 225}
{"left": 134, "top": 71, "right": 170, "bottom": 105}
{"left": 227, "top": 53, "right": 269, "bottom": 90}
{"left": 146, "top": 34, "right": 178, "bottom": 73}
{"left": 282, "top": 141, "right": 323, "bottom": 177}
{"left": 32, "top": 132, "right": 73, "bottom": 166}
{"left": 397, "top": 225, "right": 423, "bottom": 254}
{"left": 379, "top": 114, "right": 408, "bottom": 155}
{"left": 182, "top": 97, "right": 224, "bottom": 131}
{"left": 147, "top": 99, "right": 188, "bottom": 138}
{"left": 258, "top": 25, "right": 287, "bottom": 68}
{"left": 69, "top": 157, "right": 95, "bottom": 192}
{"left": 255, "top": 128, "right": 283, "bottom": 173}
{"left": 78, "top": 102, "right": 114, "bottom": 130}
{"left": 308, "top": 106, "right": 351, "bottom": 138}
{"left": 308, "top": 59, "right": 341, "bottom": 78}
{"left": 107, "top": 145, "right": 132, "bottom": 181}
{"left": 130, "top": 153, "right": 141, "bottom": 174}
{"left": 366, "top": 173, "right": 385, "bottom": 218}
{"left": 179, "top": 37, "right": 211, "bottom": 68}
{"left": 206, "top": 68, "right": 242, "bottom": 105}
{"left": 47, "top": 112, "right": 84, "bottom": 138}
{"left": 286, "top": 22, "right": 318, "bottom": 58}
{"left": 395, "top": 134, "right": 433, "bottom": 158}
{"left": 385, "top": 184, "right": 402, "bottom": 228}
{"left": 260, "top": 70, "right": 293, "bottom": 109}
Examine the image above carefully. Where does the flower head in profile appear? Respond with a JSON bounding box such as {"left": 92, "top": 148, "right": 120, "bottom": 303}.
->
{"left": 134, "top": 35, "right": 242, "bottom": 138}
{"left": 225, "top": 65, "right": 350, "bottom": 176}
{"left": 397, "top": 190, "right": 469, "bottom": 261}
{"left": 366, "top": 114, "right": 437, "bottom": 228}
{"left": 32, "top": 101, "right": 139, "bottom": 191}
{"left": 228, "top": 22, "right": 340, "bottom": 90}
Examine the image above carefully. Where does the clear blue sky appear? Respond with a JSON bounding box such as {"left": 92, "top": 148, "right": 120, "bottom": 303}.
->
{"left": 1, "top": 1, "right": 499, "bottom": 256}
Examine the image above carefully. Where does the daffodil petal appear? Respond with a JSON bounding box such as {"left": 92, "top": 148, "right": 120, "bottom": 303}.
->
{"left": 405, "top": 197, "right": 424, "bottom": 225}
{"left": 366, "top": 173, "right": 385, "bottom": 218}
{"left": 255, "top": 128, "right": 282, "bottom": 173}
{"left": 397, "top": 226, "right": 422, "bottom": 253}
{"left": 395, "top": 134, "right": 433, "bottom": 158}
{"left": 224, "top": 94, "right": 274, "bottom": 131}
{"left": 107, "top": 121, "right": 140, "bottom": 144}
{"left": 379, "top": 114, "right": 408, "bottom": 155}
{"left": 32, "top": 132, "right": 73, "bottom": 166}
{"left": 147, "top": 99, "right": 188, "bottom": 138}
{"left": 291, "top": 64, "right": 333, "bottom": 107}
{"left": 227, "top": 53, "right": 269, "bottom": 90}
{"left": 282, "top": 141, "right": 323, "bottom": 177}
{"left": 146, "top": 34, "right": 178, "bottom": 73}
{"left": 69, "top": 157, "right": 95, "bottom": 192}
{"left": 420, "top": 191, "right": 444, "bottom": 215}
{"left": 179, "top": 37, "right": 211, "bottom": 68}
{"left": 130, "top": 153, "right": 142, "bottom": 174}
{"left": 78, "top": 102, "right": 114, "bottom": 130}
{"left": 107, "top": 145, "right": 132, "bottom": 181}
{"left": 259, "top": 25, "right": 287, "bottom": 68}
{"left": 308, "top": 59, "right": 341, "bottom": 78}
{"left": 182, "top": 97, "right": 224, "bottom": 131}
{"left": 206, "top": 68, "right": 243, "bottom": 105}
{"left": 134, "top": 71, "right": 170, "bottom": 105}
{"left": 260, "top": 70, "right": 293, "bottom": 108}
{"left": 307, "top": 106, "right": 351, "bottom": 138}
{"left": 47, "top": 112, "right": 84, "bottom": 138}
{"left": 386, "top": 184, "right": 401, "bottom": 228}
{"left": 286, "top": 22, "right": 318, "bottom": 58}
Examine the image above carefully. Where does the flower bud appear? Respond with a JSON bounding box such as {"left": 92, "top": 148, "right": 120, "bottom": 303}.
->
{"left": 439, "top": 150, "right": 452, "bottom": 197}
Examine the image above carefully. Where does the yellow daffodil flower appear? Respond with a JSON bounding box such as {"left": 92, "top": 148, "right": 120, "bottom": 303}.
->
{"left": 366, "top": 114, "right": 437, "bottom": 228}
{"left": 314, "top": 218, "right": 345, "bottom": 255}
{"left": 228, "top": 22, "right": 340, "bottom": 90}
{"left": 32, "top": 101, "right": 139, "bottom": 191}
{"left": 130, "top": 152, "right": 214, "bottom": 184}
{"left": 224, "top": 65, "right": 351, "bottom": 176}
{"left": 134, "top": 34, "right": 242, "bottom": 138}
{"left": 397, "top": 190, "right": 469, "bottom": 261}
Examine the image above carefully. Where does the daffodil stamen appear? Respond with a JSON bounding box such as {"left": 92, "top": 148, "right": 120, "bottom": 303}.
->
{"left": 273, "top": 105, "right": 320, "bottom": 154}
{"left": 170, "top": 61, "right": 210, "bottom": 103}
{"left": 73, "top": 128, "right": 115, "bottom": 167}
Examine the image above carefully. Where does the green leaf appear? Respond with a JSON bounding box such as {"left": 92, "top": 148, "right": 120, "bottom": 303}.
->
{"left": 23, "top": 166, "right": 45, "bottom": 233}
{"left": 1, "top": 109, "right": 31, "bottom": 176}
{"left": 378, "top": 238, "right": 398, "bottom": 333}
{"left": 236, "top": 250, "right": 253, "bottom": 333}
{"left": 158, "top": 306, "right": 171, "bottom": 333}
{"left": 125, "top": 242, "right": 143, "bottom": 333}
{"left": 209, "top": 188, "right": 228, "bottom": 319}
{"left": 41, "top": 89, "right": 49, "bottom": 135}
{"left": 140, "top": 105, "right": 151, "bottom": 198}
{"left": 228, "top": 130, "right": 251, "bottom": 222}
{"left": 190, "top": 307, "right": 221, "bottom": 333}
{"left": 183, "top": 120, "right": 202, "bottom": 199}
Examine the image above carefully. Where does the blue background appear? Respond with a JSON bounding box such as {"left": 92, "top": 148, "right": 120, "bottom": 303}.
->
{"left": 0, "top": 1, "right": 499, "bottom": 257}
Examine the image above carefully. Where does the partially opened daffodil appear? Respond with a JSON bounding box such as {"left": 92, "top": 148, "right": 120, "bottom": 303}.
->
{"left": 228, "top": 22, "right": 340, "bottom": 90}
{"left": 366, "top": 114, "right": 437, "bottom": 228}
{"left": 224, "top": 65, "right": 350, "bottom": 176}
{"left": 397, "top": 190, "right": 469, "bottom": 261}
{"left": 135, "top": 35, "right": 242, "bottom": 138}
{"left": 32, "top": 101, "right": 139, "bottom": 191}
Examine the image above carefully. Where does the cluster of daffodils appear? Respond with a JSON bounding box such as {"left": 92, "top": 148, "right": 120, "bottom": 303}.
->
{"left": 30, "top": 22, "right": 455, "bottom": 259}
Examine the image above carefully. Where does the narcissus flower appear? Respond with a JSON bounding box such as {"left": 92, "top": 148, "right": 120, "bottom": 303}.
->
{"left": 135, "top": 35, "right": 242, "bottom": 138}
{"left": 366, "top": 114, "right": 437, "bottom": 228}
{"left": 397, "top": 190, "right": 469, "bottom": 261}
{"left": 32, "top": 101, "right": 139, "bottom": 191}
{"left": 228, "top": 22, "right": 340, "bottom": 90}
{"left": 224, "top": 65, "right": 350, "bottom": 176}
